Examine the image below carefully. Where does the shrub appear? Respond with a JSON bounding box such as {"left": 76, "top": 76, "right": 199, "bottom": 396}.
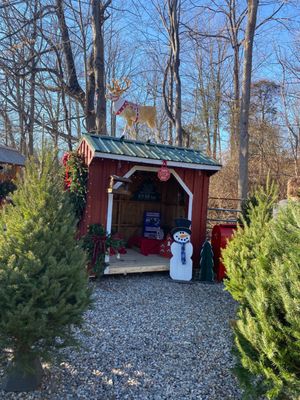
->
{"left": 0, "top": 150, "right": 91, "bottom": 391}
{"left": 223, "top": 181, "right": 278, "bottom": 305}
{"left": 224, "top": 188, "right": 300, "bottom": 399}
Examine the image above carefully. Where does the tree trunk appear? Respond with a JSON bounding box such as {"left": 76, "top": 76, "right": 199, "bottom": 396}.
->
{"left": 27, "top": 0, "right": 38, "bottom": 156}
{"left": 162, "top": 51, "right": 175, "bottom": 142}
{"left": 168, "top": 60, "right": 174, "bottom": 144}
{"left": 86, "top": 51, "right": 96, "bottom": 132}
{"left": 238, "top": 0, "right": 259, "bottom": 201}
{"left": 110, "top": 102, "right": 116, "bottom": 136}
{"left": 232, "top": 44, "right": 240, "bottom": 157}
{"left": 15, "top": 77, "right": 26, "bottom": 154}
{"left": 91, "top": 0, "right": 108, "bottom": 135}
{"left": 227, "top": 0, "right": 242, "bottom": 159}
{"left": 56, "top": 0, "right": 85, "bottom": 105}
{"left": 171, "top": 0, "right": 183, "bottom": 146}
{"left": 160, "top": 0, "right": 182, "bottom": 146}
{"left": 1, "top": 110, "right": 15, "bottom": 148}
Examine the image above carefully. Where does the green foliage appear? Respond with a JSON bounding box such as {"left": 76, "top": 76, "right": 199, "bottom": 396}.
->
{"left": 238, "top": 195, "right": 259, "bottom": 226}
{"left": 223, "top": 181, "right": 278, "bottom": 304}
{"left": 224, "top": 185, "right": 300, "bottom": 399}
{"left": 82, "top": 224, "right": 124, "bottom": 278}
{"left": 63, "top": 152, "right": 88, "bottom": 219}
{"left": 0, "top": 150, "right": 91, "bottom": 367}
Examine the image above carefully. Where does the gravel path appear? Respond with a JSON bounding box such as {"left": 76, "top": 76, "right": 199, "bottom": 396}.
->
{"left": 0, "top": 273, "right": 241, "bottom": 400}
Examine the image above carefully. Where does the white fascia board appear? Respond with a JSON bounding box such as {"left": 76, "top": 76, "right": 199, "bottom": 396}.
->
{"left": 93, "top": 151, "right": 221, "bottom": 171}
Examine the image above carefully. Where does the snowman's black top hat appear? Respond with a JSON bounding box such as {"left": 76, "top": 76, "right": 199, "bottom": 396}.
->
{"left": 171, "top": 218, "right": 192, "bottom": 235}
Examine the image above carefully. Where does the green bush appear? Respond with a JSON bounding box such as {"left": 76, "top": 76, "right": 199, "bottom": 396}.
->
{"left": 223, "top": 181, "right": 278, "bottom": 305}
{"left": 223, "top": 188, "right": 300, "bottom": 399}
{"left": 0, "top": 151, "right": 91, "bottom": 372}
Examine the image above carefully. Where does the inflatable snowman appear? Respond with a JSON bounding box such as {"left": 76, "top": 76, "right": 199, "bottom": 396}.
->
{"left": 170, "top": 218, "right": 193, "bottom": 281}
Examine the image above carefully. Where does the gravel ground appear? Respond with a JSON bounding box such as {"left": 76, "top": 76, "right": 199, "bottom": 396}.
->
{"left": 0, "top": 273, "right": 241, "bottom": 400}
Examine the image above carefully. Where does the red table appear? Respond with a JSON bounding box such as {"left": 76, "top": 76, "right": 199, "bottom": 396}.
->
{"left": 127, "top": 236, "right": 163, "bottom": 256}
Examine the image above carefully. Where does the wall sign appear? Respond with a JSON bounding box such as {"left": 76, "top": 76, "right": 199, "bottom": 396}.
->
{"left": 158, "top": 160, "right": 170, "bottom": 182}
{"left": 133, "top": 179, "right": 160, "bottom": 201}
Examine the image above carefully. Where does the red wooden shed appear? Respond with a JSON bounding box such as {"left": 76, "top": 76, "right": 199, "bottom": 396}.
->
{"left": 78, "top": 133, "right": 221, "bottom": 275}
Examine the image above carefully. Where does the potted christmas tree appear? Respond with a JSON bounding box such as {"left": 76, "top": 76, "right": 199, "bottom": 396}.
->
{"left": 0, "top": 151, "right": 91, "bottom": 392}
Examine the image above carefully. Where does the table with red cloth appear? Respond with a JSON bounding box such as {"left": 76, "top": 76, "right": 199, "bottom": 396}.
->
{"left": 127, "top": 236, "right": 164, "bottom": 256}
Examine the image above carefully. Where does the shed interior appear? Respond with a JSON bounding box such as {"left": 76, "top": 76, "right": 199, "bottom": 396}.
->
{"left": 111, "top": 170, "right": 188, "bottom": 242}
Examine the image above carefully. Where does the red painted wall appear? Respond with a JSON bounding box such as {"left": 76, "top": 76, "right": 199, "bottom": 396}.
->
{"left": 174, "top": 168, "right": 210, "bottom": 268}
{"left": 78, "top": 139, "right": 212, "bottom": 269}
{"left": 78, "top": 157, "right": 134, "bottom": 236}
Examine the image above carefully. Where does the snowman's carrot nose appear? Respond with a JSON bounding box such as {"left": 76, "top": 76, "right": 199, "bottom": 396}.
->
{"left": 180, "top": 233, "right": 187, "bottom": 238}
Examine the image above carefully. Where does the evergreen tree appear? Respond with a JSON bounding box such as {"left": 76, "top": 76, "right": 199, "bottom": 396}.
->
{"left": 224, "top": 189, "right": 300, "bottom": 399}
{"left": 0, "top": 151, "right": 91, "bottom": 391}
{"left": 222, "top": 181, "right": 278, "bottom": 304}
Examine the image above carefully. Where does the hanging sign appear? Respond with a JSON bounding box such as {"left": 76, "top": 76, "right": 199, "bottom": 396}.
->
{"left": 158, "top": 160, "right": 170, "bottom": 182}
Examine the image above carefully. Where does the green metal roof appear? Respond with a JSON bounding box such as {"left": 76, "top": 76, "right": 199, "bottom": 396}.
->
{"left": 0, "top": 144, "right": 25, "bottom": 166}
{"left": 82, "top": 133, "right": 221, "bottom": 170}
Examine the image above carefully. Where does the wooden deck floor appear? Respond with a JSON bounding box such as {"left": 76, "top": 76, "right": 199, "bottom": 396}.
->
{"left": 104, "top": 249, "right": 170, "bottom": 275}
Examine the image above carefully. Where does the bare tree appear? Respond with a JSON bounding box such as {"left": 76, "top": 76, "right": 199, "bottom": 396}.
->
{"left": 279, "top": 59, "right": 300, "bottom": 176}
{"left": 238, "top": 0, "right": 259, "bottom": 200}
{"left": 55, "top": 0, "right": 112, "bottom": 134}
{"left": 159, "top": 0, "right": 183, "bottom": 146}
{"left": 191, "top": 37, "right": 227, "bottom": 158}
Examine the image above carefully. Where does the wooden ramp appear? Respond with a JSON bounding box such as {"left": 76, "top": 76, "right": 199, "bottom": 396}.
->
{"left": 104, "top": 249, "right": 170, "bottom": 275}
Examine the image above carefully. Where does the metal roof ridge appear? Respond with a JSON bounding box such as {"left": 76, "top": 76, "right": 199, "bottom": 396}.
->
{"left": 0, "top": 144, "right": 23, "bottom": 153}
{"left": 82, "top": 132, "right": 215, "bottom": 157}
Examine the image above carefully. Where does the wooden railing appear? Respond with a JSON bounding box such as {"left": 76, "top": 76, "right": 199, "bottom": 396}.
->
{"left": 206, "top": 197, "right": 242, "bottom": 238}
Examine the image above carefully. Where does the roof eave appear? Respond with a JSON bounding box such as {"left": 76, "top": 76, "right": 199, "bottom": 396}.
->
{"left": 93, "top": 151, "right": 222, "bottom": 171}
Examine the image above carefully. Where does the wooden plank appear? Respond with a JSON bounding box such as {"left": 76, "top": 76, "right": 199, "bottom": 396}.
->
{"left": 105, "top": 249, "right": 170, "bottom": 275}
{"left": 104, "top": 264, "right": 169, "bottom": 275}
{"left": 111, "top": 174, "right": 132, "bottom": 183}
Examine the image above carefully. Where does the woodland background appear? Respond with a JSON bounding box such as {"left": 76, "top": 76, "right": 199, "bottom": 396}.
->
{"left": 0, "top": 0, "right": 299, "bottom": 199}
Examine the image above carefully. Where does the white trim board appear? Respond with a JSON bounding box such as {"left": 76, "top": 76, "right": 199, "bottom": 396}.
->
{"left": 94, "top": 151, "right": 221, "bottom": 171}
{"left": 106, "top": 165, "right": 193, "bottom": 236}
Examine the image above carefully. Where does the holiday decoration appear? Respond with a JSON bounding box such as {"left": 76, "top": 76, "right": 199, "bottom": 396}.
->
{"left": 170, "top": 218, "right": 193, "bottom": 281}
{"left": 82, "top": 224, "right": 125, "bottom": 277}
{"left": 0, "top": 151, "right": 91, "bottom": 392}
{"left": 106, "top": 78, "right": 159, "bottom": 137}
{"left": 157, "top": 160, "right": 170, "bottom": 182}
{"left": 199, "top": 240, "right": 214, "bottom": 282}
{"left": 159, "top": 233, "right": 173, "bottom": 258}
{"left": 63, "top": 151, "right": 88, "bottom": 218}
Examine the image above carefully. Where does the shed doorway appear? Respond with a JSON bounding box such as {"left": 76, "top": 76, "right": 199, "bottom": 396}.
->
{"left": 105, "top": 167, "right": 193, "bottom": 274}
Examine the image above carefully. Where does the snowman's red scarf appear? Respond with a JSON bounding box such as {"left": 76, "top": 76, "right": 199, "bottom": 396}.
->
{"left": 115, "top": 100, "right": 139, "bottom": 123}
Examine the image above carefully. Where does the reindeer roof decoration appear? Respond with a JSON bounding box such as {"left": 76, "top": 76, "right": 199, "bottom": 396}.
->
{"left": 106, "top": 78, "right": 159, "bottom": 140}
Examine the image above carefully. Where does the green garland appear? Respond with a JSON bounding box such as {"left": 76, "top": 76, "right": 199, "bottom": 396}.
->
{"left": 63, "top": 152, "right": 88, "bottom": 218}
